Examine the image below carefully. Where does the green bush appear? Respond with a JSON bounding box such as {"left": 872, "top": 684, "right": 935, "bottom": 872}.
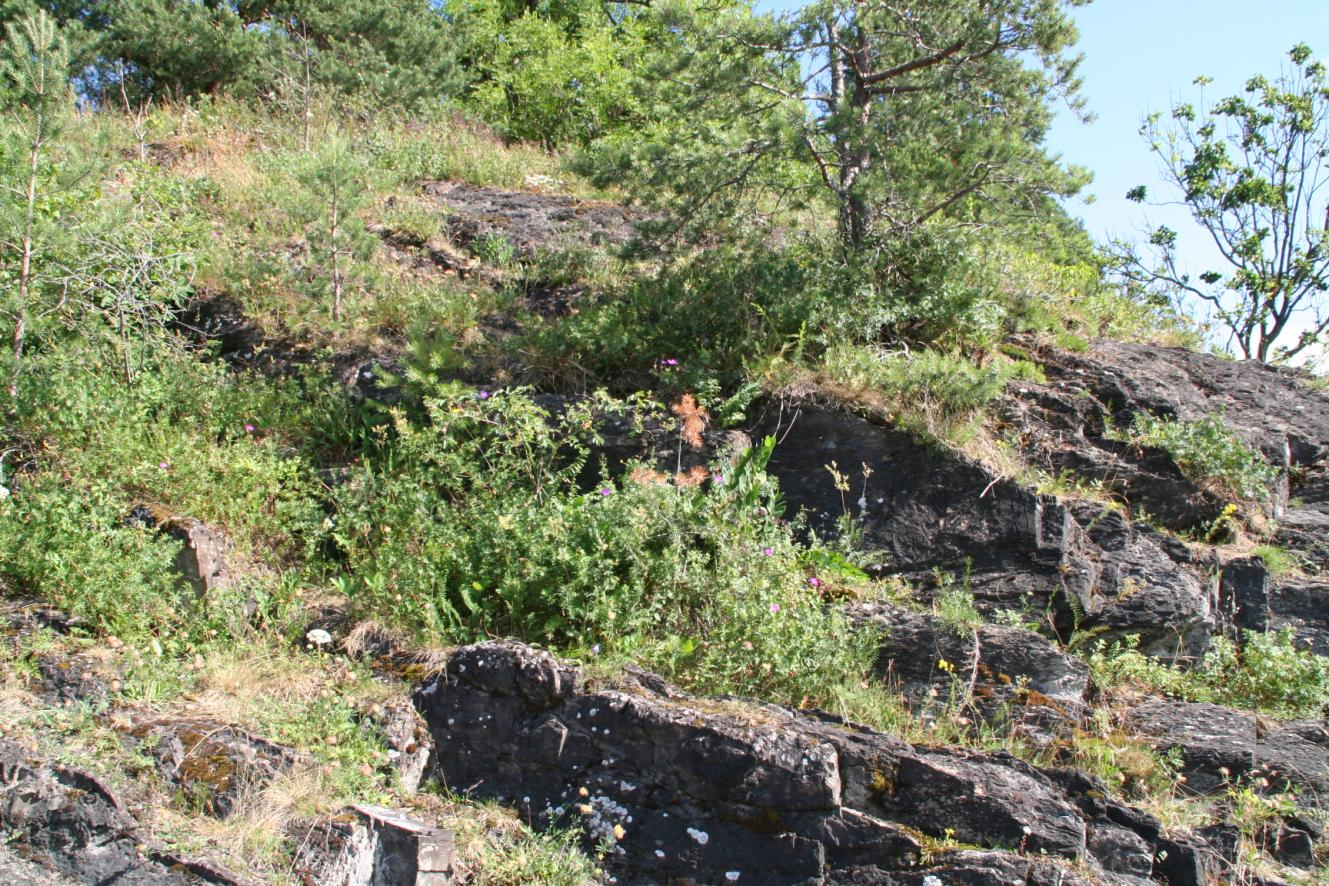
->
{"left": 330, "top": 383, "right": 875, "bottom": 703}
{"left": 1088, "top": 629, "right": 1329, "bottom": 718}
{"left": 1116, "top": 412, "right": 1278, "bottom": 500}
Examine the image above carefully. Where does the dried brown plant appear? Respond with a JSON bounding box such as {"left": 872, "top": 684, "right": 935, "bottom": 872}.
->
{"left": 671, "top": 394, "right": 709, "bottom": 450}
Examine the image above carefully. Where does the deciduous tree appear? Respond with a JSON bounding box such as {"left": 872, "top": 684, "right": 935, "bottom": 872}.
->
{"left": 1115, "top": 44, "right": 1329, "bottom": 363}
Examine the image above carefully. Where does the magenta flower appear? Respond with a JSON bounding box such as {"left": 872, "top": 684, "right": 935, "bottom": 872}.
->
{"left": 477, "top": 390, "right": 491, "bottom": 400}
{"left": 807, "top": 577, "right": 821, "bottom": 588}
{"left": 158, "top": 461, "right": 170, "bottom": 470}
{"left": 599, "top": 488, "right": 613, "bottom": 496}
{"left": 762, "top": 547, "right": 774, "bottom": 557}
{"left": 244, "top": 423, "right": 255, "bottom": 433}
{"left": 769, "top": 603, "right": 781, "bottom": 614}
{"left": 713, "top": 474, "right": 724, "bottom": 483}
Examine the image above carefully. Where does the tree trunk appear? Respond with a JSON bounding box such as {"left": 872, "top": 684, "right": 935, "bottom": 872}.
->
{"left": 330, "top": 195, "right": 342, "bottom": 324}
{"left": 9, "top": 135, "right": 42, "bottom": 406}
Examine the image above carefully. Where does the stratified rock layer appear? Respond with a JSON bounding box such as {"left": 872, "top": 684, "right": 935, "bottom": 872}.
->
{"left": 415, "top": 641, "right": 1231, "bottom": 886}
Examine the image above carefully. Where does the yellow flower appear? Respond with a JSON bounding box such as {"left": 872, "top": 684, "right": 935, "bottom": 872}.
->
{"left": 612, "top": 824, "right": 626, "bottom": 840}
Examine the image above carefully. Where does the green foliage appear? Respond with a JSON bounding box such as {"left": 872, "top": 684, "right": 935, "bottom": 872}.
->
{"left": 1250, "top": 544, "right": 1305, "bottom": 577}
{"left": 1089, "top": 630, "right": 1329, "bottom": 718}
{"left": 289, "top": 134, "right": 375, "bottom": 324}
{"left": 519, "top": 240, "right": 821, "bottom": 393}
{"left": 60, "top": 0, "right": 458, "bottom": 109}
{"left": 0, "top": 476, "right": 186, "bottom": 636}
{"left": 453, "top": 0, "right": 651, "bottom": 147}
{"left": 99, "top": 0, "right": 265, "bottom": 99}
{"left": 1114, "top": 411, "right": 1279, "bottom": 501}
{"left": 818, "top": 344, "right": 1038, "bottom": 440}
{"left": 0, "top": 8, "right": 76, "bottom": 402}
{"left": 358, "top": 113, "right": 571, "bottom": 190}
{"left": 3, "top": 338, "right": 335, "bottom": 639}
{"left": 1114, "top": 44, "right": 1329, "bottom": 363}
{"left": 587, "top": 0, "right": 1088, "bottom": 255}
{"left": 331, "top": 382, "right": 875, "bottom": 704}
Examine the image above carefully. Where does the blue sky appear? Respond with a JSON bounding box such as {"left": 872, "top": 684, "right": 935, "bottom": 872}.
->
{"left": 1049, "top": 0, "right": 1329, "bottom": 251}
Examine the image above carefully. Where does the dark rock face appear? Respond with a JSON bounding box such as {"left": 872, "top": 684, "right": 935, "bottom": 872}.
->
{"left": 1274, "top": 466, "right": 1329, "bottom": 568}
{"left": 1006, "top": 338, "right": 1329, "bottom": 534}
{"left": 0, "top": 740, "right": 245, "bottom": 884}
{"left": 849, "top": 603, "right": 1087, "bottom": 739}
{"left": 1125, "top": 699, "right": 1258, "bottom": 795}
{"left": 1217, "top": 556, "right": 1329, "bottom": 654}
{"left": 372, "top": 697, "right": 433, "bottom": 793}
{"left": 35, "top": 655, "right": 111, "bottom": 708}
{"left": 419, "top": 181, "right": 644, "bottom": 258}
{"left": 129, "top": 717, "right": 305, "bottom": 818}
{"left": 1023, "top": 339, "right": 1329, "bottom": 466}
{"left": 760, "top": 403, "right": 1215, "bottom": 658}
{"left": 1124, "top": 699, "right": 1329, "bottom": 807}
{"left": 415, "top": 641, "right": 1221, "bottom": 885}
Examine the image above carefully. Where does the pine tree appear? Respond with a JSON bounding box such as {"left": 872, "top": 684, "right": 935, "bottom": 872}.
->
{"left": 0, "top": 9, "right": 71, "bottom": 405}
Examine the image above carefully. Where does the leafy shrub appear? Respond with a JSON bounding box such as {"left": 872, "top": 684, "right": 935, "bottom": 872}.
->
{"left": 1117, "top": 412, "right": 1279, "bottom": 500}
{"left": 1088, "top": 629, "right": 1329, "bottom": 718}
{"left": 818, "top": 344, "right": 1042, "bottom": 441}
{"left": 518, "top": 241, "right": 820, "bottom": 393}
{"left": 330, "top": 383, "right": 875, "bottom": 703}
{"left": 0, "top": 477, "right": 186, "bottom": 637}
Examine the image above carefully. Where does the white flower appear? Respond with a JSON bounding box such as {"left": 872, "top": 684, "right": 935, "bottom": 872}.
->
{"left": 306, "top": 628, "right": 334, "bottom": 647}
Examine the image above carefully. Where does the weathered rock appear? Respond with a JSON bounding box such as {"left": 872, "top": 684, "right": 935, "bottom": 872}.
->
{"left": 414, "top": 641, "right": 1217, "bottom": 885}
{"left": 1, "top": 600, "right": 86, "bottom": 638}
{"left": 129, "top": 717, "right": 305, "bottom": 818}
{"left": 1256, "top": 720, "right": 1329, "bottom": 803}
{"left": 35, "top": 654, "right": 110, "bottom": 708}
{"left": 371, "top": 697, "right": 433, "bottom": 793}
{"left": 1125, "top": 699, "right": 1329, "bottom": 808}
{"left": 1274, "top": 466, "right": 1329, "bottom": 567}
{"left": 1018, "top": 337, "right": 1329, "bottom": 469}
{"left": 418, "top": 181, "right": 644, "bottom": 258}
{"left": 1217, "top": 555, "right": 1329, "bottom": 654}
{"left": 126, "top": 506, "right": 237, "bottom": 596}
{"left": 849, "top": 603, "right": 1088, "bottom": 739}
{"left": 759, "top": 402, "right": 1215, "bottom": 658}
{"left": 1002, "top": 339, "right": 1329, "bottom": 552}
{"left": 1125, "top": 699, "right": 1257, "bottom": 794}
{"left": 1265, "top": 581, "right": 1329, "bottom": 656}
{"left": 831, "top": 851, "right": 1098, "bottom": 885}
{"left": 0, "top": 740, "right": 245, "bottom": 884}
{"left": 294, "top": 804, "right": 454, "bottom": 886}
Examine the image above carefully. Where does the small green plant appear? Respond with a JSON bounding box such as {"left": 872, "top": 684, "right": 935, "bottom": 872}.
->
{"left": 1250, "top": 544, "right": 1305, "bottom": 577}
{"left": 1114, "top": 411, "right": 1279, "bottom": 501}
{"left": 470, "top": 231, "right": 517, "bottom": 268}
{"left": 932, "top": 566, "right": 984, "bottom": 632}
{"left": 1089, "top": 629, "right": 1329, "bottom": 718}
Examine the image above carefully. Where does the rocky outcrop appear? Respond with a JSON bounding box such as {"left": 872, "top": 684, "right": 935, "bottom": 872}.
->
{"left": 125, "top": 505, "right": 238, "bottom": 596}
{"left": 294, "top": 804, "right": 455, "bottom": 886}
{"left": 127, "top": 716, "right": 306, "bottom": 818}
{"left": 1005, "top": 338, "right": 1329, "bottom": 535}
{"left": 415, "top": 640, "right": 1229, "bottom": 885}
{"left": 1124, "top": 699, "right": 1329, "bottom": 806}
{"left": 760, "top": 403, "right": 1215, "bottom": 658}
{"left": 418, "top": 181, "right": 644, "bottom": 258}
{"left": 0, "top": 739, "right": 247, "bottom": 884}
{"left": 1218, "top": 556, "right": 1329, "bottom": 653}
{"left": 848, "top": 603, "right": 1088, "bottom": 740}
